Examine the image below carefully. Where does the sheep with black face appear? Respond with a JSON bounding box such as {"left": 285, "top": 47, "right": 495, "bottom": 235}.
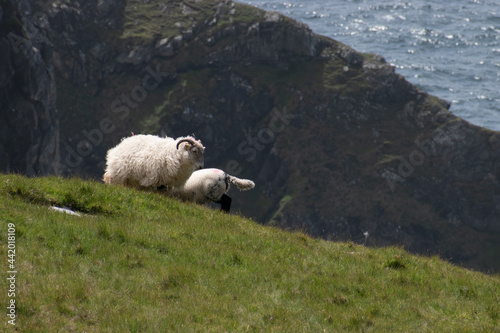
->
{"left": 169, "top": 168, "right": 255, "bottom": 212}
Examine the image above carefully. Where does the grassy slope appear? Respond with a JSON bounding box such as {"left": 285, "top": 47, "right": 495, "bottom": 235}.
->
{"left": 0, "top": 174, "right": 498, "bottom": 332}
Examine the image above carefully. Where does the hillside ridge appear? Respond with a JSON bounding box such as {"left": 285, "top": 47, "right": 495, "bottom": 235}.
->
{"left": 1, "top": 174, "right": 499, "bottom": 331}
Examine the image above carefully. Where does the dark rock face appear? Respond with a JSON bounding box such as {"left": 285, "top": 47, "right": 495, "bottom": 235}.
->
{"left": 202, "top": 13, "right": 321, "bottom": 67}
{"left": 0, "top": 0, "right": 59, "bottom": 175}
{"left": 1, "top": 0, "right": 499, "bottom": 272}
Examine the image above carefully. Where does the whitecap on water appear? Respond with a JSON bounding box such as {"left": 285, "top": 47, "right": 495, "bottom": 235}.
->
{"left": 368, "top": 25, "right": 388, "bottom": 32}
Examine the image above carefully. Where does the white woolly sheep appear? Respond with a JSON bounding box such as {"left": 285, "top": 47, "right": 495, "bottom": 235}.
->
{"left": 103, "top": 134, "right": 204, "bottom": 189}
{"left": 169, "top": 168, "right": 255, "bottom": 212}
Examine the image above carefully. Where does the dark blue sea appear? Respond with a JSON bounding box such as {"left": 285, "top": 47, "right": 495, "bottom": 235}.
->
{"left": 242, "top": 0, "right": 500, "bottom": 131}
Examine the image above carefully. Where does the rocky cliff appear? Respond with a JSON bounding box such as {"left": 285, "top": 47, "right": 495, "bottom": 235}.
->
{"left": 1, "top": 0, "right": 499, "bottom": 272}
{"left": 0, "top": 0, "right": 59, "bottom": 175}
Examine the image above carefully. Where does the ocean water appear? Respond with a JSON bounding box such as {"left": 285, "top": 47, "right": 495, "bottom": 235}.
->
{"left": 242, "top": 0, "right": 500, "bottom": 131}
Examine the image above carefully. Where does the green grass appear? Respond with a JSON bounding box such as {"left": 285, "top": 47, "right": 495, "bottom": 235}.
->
{"left": 120, "top": 0, "right": 263, "bottom": 42}
{"left": 0, "top": 174, "right": 499, "bottom": 332}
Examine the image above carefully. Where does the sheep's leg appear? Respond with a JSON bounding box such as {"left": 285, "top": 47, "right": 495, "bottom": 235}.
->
{"left": 216, "top": 194, "right": 232, "bottom": 213}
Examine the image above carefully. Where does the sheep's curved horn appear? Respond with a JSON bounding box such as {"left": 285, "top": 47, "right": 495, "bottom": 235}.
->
{"left": 176, "top": 139, "right": 196, "bottom": 150}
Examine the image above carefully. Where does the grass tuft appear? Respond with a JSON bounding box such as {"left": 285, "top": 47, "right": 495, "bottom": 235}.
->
{"left": 385, "top": 255, "right": 407, "bottom": 269}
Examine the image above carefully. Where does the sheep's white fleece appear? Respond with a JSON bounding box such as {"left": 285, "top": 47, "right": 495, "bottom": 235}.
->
{"left": 103, "top": 134, "right": 204, "bottom": 188}
{"left": 171, "top": 168, "right": 255, "bottom": 204}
